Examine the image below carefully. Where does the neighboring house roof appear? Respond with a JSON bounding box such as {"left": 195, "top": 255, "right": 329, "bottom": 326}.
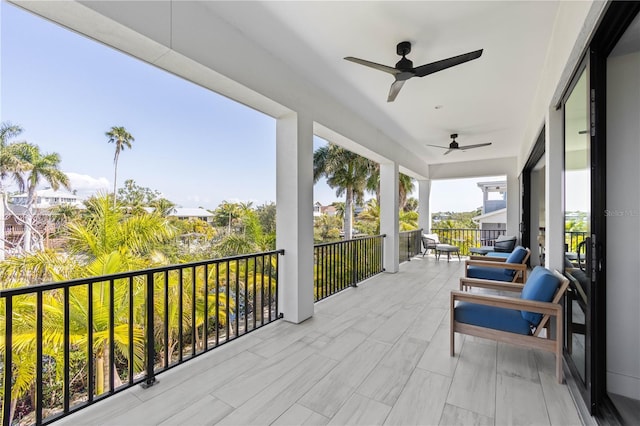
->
{"left": 168, "top": 207, "right": 214, "bottom": 218}
{"left": 473, "top": 208, "right": 507, "bottom": 224}
{"left": 4, "top": 204, "right": 30, "bottom": 216}
{"left": 10, "top": 188, "right": 83, "bottom": 208}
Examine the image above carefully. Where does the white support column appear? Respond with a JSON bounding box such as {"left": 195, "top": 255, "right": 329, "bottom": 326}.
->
{"left": 529, "top": 169, "right": 543, "bottom": 266}
{"left": 506, "top": 172, "right": 520, "bottom": 239}
{"left": 276, "top": 112, "right": 314, "bottom": 324}
{"left": 417, "top": 179, "right": 431, "bottom": 233}
{"left": 380, "top": 161, "right": 399, "bottom": 273}
{"left": 545, "top": 106, "right": 565, "bottom": 272}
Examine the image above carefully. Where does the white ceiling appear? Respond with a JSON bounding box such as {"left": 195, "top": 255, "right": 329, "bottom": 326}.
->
{"left": 204, "top": 1, "right": 560, "bottom": 165}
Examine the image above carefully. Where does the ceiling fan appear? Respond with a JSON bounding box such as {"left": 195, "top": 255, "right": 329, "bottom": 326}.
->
{"left": 427, "top": 134, "right": 492, "bottom": 155}
{"left": 344, "top": 41, "right": 483, "bottom": 102}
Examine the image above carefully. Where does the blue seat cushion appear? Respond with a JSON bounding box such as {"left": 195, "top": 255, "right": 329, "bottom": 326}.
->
{"left": 503, "top": 246, "right": 527, "bottom": 277}
{"left": 487, "top": 252, "right": 510, "bottom": 259}
{"left": 467, "top": 265, "right": 510, "bottom": 282}
{"left": 455, "top": 302, "right": 532, "bottom": 335}
{"left": 520, "top": 266, "right": 560, "bottom": 326}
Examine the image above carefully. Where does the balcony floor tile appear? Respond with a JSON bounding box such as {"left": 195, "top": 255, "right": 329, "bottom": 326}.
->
{"left": 56, "top": 256, "right": 581, "bottom": 426}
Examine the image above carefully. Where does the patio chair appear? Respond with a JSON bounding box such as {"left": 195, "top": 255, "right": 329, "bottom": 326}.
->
{"left": 493, "top": 235, "right": 517, "bottom": 252}
{"left": 463, "top": 246, "right": 530, "bottom": 285}
{"left": 469, "top": 234, "right": 517, "bottom": 256}
{"left": 450, "top": 266, "right": 569, "bottom": 383}
{"left": 421, "top": 233, "right": 439, "bottom": 256}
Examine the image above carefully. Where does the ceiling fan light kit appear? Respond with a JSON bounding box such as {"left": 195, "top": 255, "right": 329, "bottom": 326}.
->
{"left": 344, "top": 41, "right": 483, "bottom": 102}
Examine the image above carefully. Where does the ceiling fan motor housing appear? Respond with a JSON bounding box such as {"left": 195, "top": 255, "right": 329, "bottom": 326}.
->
{"left": 396, "top": 41, "right": 412, "bottom": 56}
{"left": 450, "top": 134, "right": 459, "bottom": 149}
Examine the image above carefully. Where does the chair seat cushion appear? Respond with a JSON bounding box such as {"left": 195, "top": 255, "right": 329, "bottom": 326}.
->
{"left": 520, "top": 266, "right": 560, "bottom": 326}
{"left": 455, "top": 302, "right": 532, "bottom": 335}
{"left": 467, "top": 265, "right": 510, "bottom": 281}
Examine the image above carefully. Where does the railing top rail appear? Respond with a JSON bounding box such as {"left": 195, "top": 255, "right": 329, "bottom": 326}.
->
{"left": 0, "top": 249, "right": 285, "bottom": 297}
{"left": 399, "top": 229, "right": 423, "bottom": 235}
{"left": 313, "top": 234, "right": 386, "bottom": 248}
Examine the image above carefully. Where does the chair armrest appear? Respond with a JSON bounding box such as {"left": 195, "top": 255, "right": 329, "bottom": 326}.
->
{"left": 465, "top": 260, "right": 527, "bottom": 272}
{"left": 459, "top": 277, "right": 525, "bottom": 292}
{"left": 468, "top": 255, "right": 506, "bottom": 262}
{"left": 451, "top": 291, "right": 562, "bottom": 316}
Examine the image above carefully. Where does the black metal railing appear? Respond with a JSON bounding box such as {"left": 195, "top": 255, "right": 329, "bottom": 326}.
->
{"left": 0, "top": 250, "right": 283, "bottom": 426}
{"left": 399, "top": 229, "right": 423, "bottom": 262}
{"left": 431, "top": 228, "right": 507, "bottom": 256}
{"left": 313, "top": 235, "right": 385, "bottom": 302}
{"left": 565, "top": 231, "right": 588, "bottom": 254}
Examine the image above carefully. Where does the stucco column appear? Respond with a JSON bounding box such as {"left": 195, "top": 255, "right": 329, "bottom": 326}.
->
{"left": 506, "top": 171, "right": 520, "bottom": 239}
{"left": 545, "top": 106, "right": 565, "bottom": 272}
{"left": 276, "top": 112, "right": 314, "bottom": 324}
{"left": 380, "top": 161, "right": 399, "bottom": 273}
{"left": 417, "top": 179, "right": 431, "bottom": 233}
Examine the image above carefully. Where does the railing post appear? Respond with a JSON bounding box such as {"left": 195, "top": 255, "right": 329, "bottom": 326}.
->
{"left": 142, "top": 272, "right": 156, "bottom": 388}
{"left": 351, "top": 240, "right": 358, "bottom": 287}
{"left": 3, "top": 296, "right": 13, "bottom": 426}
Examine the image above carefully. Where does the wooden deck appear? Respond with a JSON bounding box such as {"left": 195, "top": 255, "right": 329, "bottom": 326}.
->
{"left": 57, "top": 255, "right": 582, "bottom": 425}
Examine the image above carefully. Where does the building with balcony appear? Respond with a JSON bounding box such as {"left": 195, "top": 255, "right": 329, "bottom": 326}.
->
{"left": 3, "top": 1, "right": 640, "bottom": 425}
{"left": 9, "top": 188, "right": 82, "bottom": 209}
{"left": 473, "top": 180, "right": 507, "bottom": 234}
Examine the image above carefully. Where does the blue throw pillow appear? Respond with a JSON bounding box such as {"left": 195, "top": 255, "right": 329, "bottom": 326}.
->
{"left": 520, "top": 266, "right": 560, "bottom": 326}
{"left": 504, "top": 246, "right": 527, "bottom": 277}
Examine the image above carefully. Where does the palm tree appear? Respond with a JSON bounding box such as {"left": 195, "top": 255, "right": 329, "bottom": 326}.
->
{"left": 66, "top": 194, "right": 176, "bottom": 260}
{"left": 366, "top": 165, "right": 415, "bottom": 210}
{"left": 213, "top": 201, "right": 242, "bottom": 234}
{"left": 105, "top": 126, "right": 134, "bottom": 208}
{"left": 356, "top": 198, "right": 380, "bottom": 235}
{"left": 0, "top": 122, "right": 26, "bottom": 184}
{"left": 398, "top": 173, "right": 415, "bottom": 210}
{"left": 313, "top": 144, "right": 373, "bottom": 239}
{"left": 149, "top": 198, "right": 175, "bottom": 216}
{"left": 13, "top": 142, "right": 70, "bottom": 252}
{"left": 0, "top": 122, "right": 27, "bottom": 260}
{"left": 0, "top": 194, "right": 175, "bottom": 403}
{"left": 50, "top": 203, "right": 81, "bottom": 226}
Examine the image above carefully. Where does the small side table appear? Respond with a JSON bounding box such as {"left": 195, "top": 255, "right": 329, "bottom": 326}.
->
{"left": 435, "top": 244, "right": 461, "bottom": 262}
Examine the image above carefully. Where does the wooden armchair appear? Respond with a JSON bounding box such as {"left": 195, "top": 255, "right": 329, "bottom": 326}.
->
{"left": 464, "top": 246, "right": 530, "bottom": 285}
{"left": 451, "top": 267, "right": 569, "bottom": 383}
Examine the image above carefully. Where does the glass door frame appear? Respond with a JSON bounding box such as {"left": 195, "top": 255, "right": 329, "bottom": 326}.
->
{"left": 562, "top": 57, "right": 598, "bottom": 413}
{"left": 561, "top": 2, "right": 640, "bottom": 417}
{"left": 586, "top": 2, "right": 640, "bottom": 419}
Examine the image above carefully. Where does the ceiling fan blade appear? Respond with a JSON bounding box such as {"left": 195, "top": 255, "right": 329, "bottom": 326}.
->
{"left": 344, "top": 57, "right": 399, "bottom": 75}
{"left": 459, "top": 142, "right": 492, "bottom": 150}
{"left": 387, "top": 80, "right": 405, "bottom": 102}
{"left": 443, "top": 149, "right": 454, "bottom": 155}
{"left": 413, "top": 49, "right": 483, "bottom": 77}
{"left": 426, "top": 144, "right": 449, "bottom": 149}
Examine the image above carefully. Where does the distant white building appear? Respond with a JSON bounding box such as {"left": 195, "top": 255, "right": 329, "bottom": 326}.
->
{"left": 473, "top": 181, "right": 507, "bottom": 232}
{"left": 313, "top": 202, "right": 338, "bottom": 217}
{"left": 167, "top": 207, "right": 214, "bottom": 223}
{"left": 10, "top": 188, "right": 83, "bottom": 208}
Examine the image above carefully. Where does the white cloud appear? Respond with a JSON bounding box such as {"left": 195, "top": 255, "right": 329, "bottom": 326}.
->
{"left": 66, "top": 172, "right": 110, "bottom": 199}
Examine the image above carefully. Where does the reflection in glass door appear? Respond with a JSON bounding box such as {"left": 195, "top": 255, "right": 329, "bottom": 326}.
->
{"left": 563, "top": 67, "right": 592, "bottom": 402}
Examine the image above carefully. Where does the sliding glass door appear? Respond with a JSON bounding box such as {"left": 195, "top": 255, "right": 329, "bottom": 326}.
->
{"left": 563, "top": 65, "right": 594, "bottom": 408}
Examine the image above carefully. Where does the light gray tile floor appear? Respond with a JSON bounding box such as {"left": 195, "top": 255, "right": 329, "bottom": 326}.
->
{"left": 56, "top": 256, "right": 582, "bottom": 425}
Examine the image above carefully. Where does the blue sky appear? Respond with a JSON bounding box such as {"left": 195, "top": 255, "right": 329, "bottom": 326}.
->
{"left": 1, "top": 3, "right": 494, "bottom": 212}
